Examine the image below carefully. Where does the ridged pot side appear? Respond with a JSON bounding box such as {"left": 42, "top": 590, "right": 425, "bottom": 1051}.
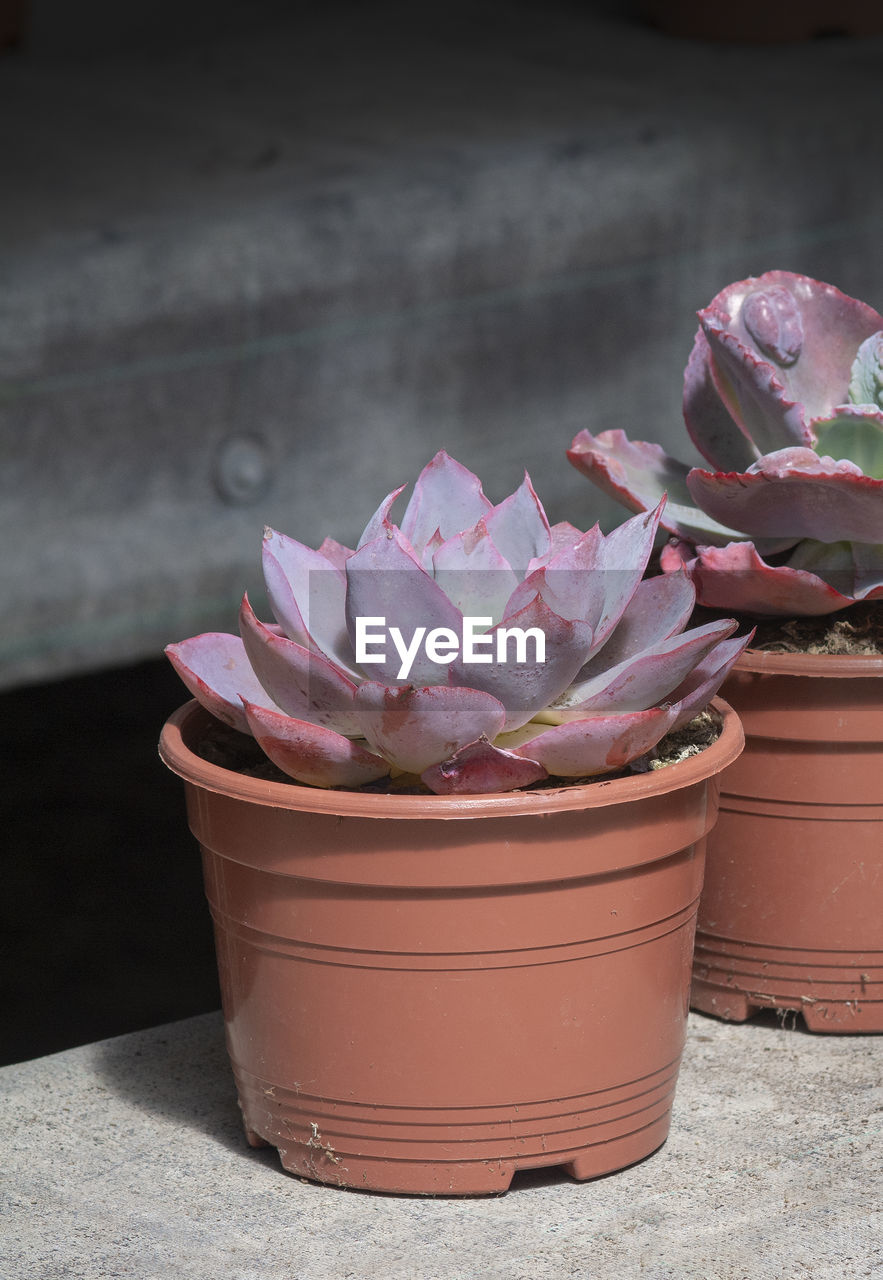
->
{"left": 692, "top": 651, "right": 883, "bottom": 1034}
{"left": 160, "top": 699, "right": 743, "bottom": 1196}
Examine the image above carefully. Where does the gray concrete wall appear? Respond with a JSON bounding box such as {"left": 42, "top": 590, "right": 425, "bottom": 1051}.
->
{"left": 2, "top": 1, "right": 882, "bottom": 688}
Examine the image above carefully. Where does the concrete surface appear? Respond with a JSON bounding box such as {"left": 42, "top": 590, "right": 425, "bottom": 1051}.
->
{"left": 3, "top": 2, "right": 883, "bottom": 688}
{"left": 2, "top": 1010, "right": 881, "bottom": 1279}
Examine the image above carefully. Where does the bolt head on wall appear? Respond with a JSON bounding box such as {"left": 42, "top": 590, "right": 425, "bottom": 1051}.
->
{"left": 214, "top": 435, "right": 272, "bottom": 505}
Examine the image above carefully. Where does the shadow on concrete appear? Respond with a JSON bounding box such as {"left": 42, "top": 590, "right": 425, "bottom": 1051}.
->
{"left": 92, "top": 1010, "right": 280, "bottom": 1171}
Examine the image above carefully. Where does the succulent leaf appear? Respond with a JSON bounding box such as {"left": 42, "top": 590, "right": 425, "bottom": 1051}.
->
{"left": 554, "top": 618, "right": 737, "bottom": 718}
{"left": 666, "top": 631, "right": 755, "bottom": 731}
{"left": 449, "top": 593, "right": 594, "bottom": 732}
{"left": 317, "top": 536, "right": 355, "bottom": 570}
{"left": 573, "top": 572, "right": 695, "bottom": 677}
{"left": 573, "top": 503, "right": 665, "bottom": 652}
{"left": 356, "top": 485, "right": 408, "bottom": 551}
{"left": 683, "top": 329, "right": 759, "bottom": 471}
{"left": 243, "top": 701, "right": 389, "bottom": 788}
{"left": 399, "top": 451, "right": 492, "bottom": 556}
{"left": 812, "top": 407, "right": 883, "bottom": 480}
{"left": 700, "top": 323, "right": 813, "bottom": 455}
{"left": 508, "top": 706, "right": 679, "bottom": 778}
{"left": 345, "top": 526, "right": 464, "bottom": 685}
{"left": 506, "top": 525, "right": 604, "bottom": 624}
{"left": 239, "top": 594, "right": 361, "bottom": 735}
{"left": 741, "top": 285, "right": 804, "bottom": 367}
{"left": 262, "top": 528, "right": 358, "bottom": 676}
{"left": 509, "top": 505, "right": 665, "bottom": 644}
{"left": 165, "top": 633, "right": 279, "bottom": 734}
{"left": 431, "top": 522, "right": 519, "bottom": 621}
{"left": 420, "top": 739, "right": 548, "bottom": 795}
{"left": 678, "top": 541, "right": 860, "bottom": 616}
{"left": 529, "top": 520, "right": 586, "bottom": 571}
{"left": 568, "top": 429, "right": 749, "bottom": 546}
{"left": 851, "top": 542, "right": 883, "bottom": 600}
{"left": 686, "top": 449, "right": 883, "bottom": 545}
{"left": 701, "top": 271, "right": 883, "bottom": 440}
{"left": 847, "top": 331, "right": 883, "bottom": 409}
{"left": 483, "top": 473, "right": 551, "bottom": 571}
{"left": 354, "top": 683, "right": 507, "bottom": 776}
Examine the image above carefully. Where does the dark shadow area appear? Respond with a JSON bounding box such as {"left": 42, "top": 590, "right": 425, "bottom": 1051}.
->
{"left": 92, "top": 1011, "right": 279, "bottom": 1171}
{"left": 690, "top": 1004, "right": 816, "bottom": 1036}
{"left": 508, "top": 1164, "right": 575, "bottom": 1193}
{"left": 0, "top": 657, "right": 220, "bottom": 1066}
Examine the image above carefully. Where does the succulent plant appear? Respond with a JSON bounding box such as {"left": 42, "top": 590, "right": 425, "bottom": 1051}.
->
{"left": 568, "top": 271, "right": 883, "bottom": 616}
{"left": 166, "top": 451, "right": 749, "bottom": 794}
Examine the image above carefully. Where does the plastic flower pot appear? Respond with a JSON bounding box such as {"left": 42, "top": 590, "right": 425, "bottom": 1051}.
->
{"left": 160, "top": 697, "right": 743, "bottom": 1196}
{"left": 691, "top": 651, "right": 883, "bottom": 1033}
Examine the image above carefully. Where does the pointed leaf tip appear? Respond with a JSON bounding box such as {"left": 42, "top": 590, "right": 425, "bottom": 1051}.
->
{"left": 243, "top": 701, "right": 388, "bottom": 788}
{"left": 421, "top": 738, "right": 547, "bottom": 795}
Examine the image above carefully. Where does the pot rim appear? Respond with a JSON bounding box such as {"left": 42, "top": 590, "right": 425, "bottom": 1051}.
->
{"left": 736, "top": 648, "right": 883, "bottom": 678}
{"left": 159, "top": 697, "right": 744, "bottom": 820}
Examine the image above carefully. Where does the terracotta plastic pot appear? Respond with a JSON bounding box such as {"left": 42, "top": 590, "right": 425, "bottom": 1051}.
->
{"left": 692, "top": 651, "right": 883, "bottom": 1033}
{"left": 160, "top": 698, "right": 743, "bottom": 1196}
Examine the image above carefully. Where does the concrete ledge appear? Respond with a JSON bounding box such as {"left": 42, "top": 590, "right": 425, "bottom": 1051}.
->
{"left": 3, "top": 2, "right": 883, "bottom": 686}
{"left": 3, "top": 1011, "right": 881, "bottom": 1277}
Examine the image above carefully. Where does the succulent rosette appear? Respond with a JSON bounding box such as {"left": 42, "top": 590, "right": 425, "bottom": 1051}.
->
{"left": 167, "top": 451, "right": 749, "bottom": 794}
{"left": 568, "top": 271, "right": 883, "bottom": 616}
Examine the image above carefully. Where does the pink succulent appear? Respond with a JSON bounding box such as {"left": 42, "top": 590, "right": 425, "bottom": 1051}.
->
{"left": 568, "top": 272, "right": 883, "bottom": 616}
{"left": 167, "top": 452, "right": 749, "bottom": 794}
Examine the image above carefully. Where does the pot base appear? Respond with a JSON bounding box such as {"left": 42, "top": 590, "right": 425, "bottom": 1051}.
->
{"left": 235, "top": 1062, "right": 678, "bottom": 1195}
{"left": 691, "top": 938, "right": 883, "bottom": 1033}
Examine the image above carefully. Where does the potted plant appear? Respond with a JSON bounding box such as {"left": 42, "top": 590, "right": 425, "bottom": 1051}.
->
{"left": 159, "top": 450, "right": 748, "bottom": 1194}
{"left": 568, "top": 270, "right": 883, "bottom": 1033}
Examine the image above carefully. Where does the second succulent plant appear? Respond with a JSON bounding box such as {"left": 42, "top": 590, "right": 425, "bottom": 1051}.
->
{"left": 569, "top": 271, "right": 883, "bottom": 616}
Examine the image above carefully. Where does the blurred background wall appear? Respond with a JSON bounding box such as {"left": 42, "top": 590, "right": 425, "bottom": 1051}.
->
{"left": 2, "top": 0, "right": 882, "bottom": 1063}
